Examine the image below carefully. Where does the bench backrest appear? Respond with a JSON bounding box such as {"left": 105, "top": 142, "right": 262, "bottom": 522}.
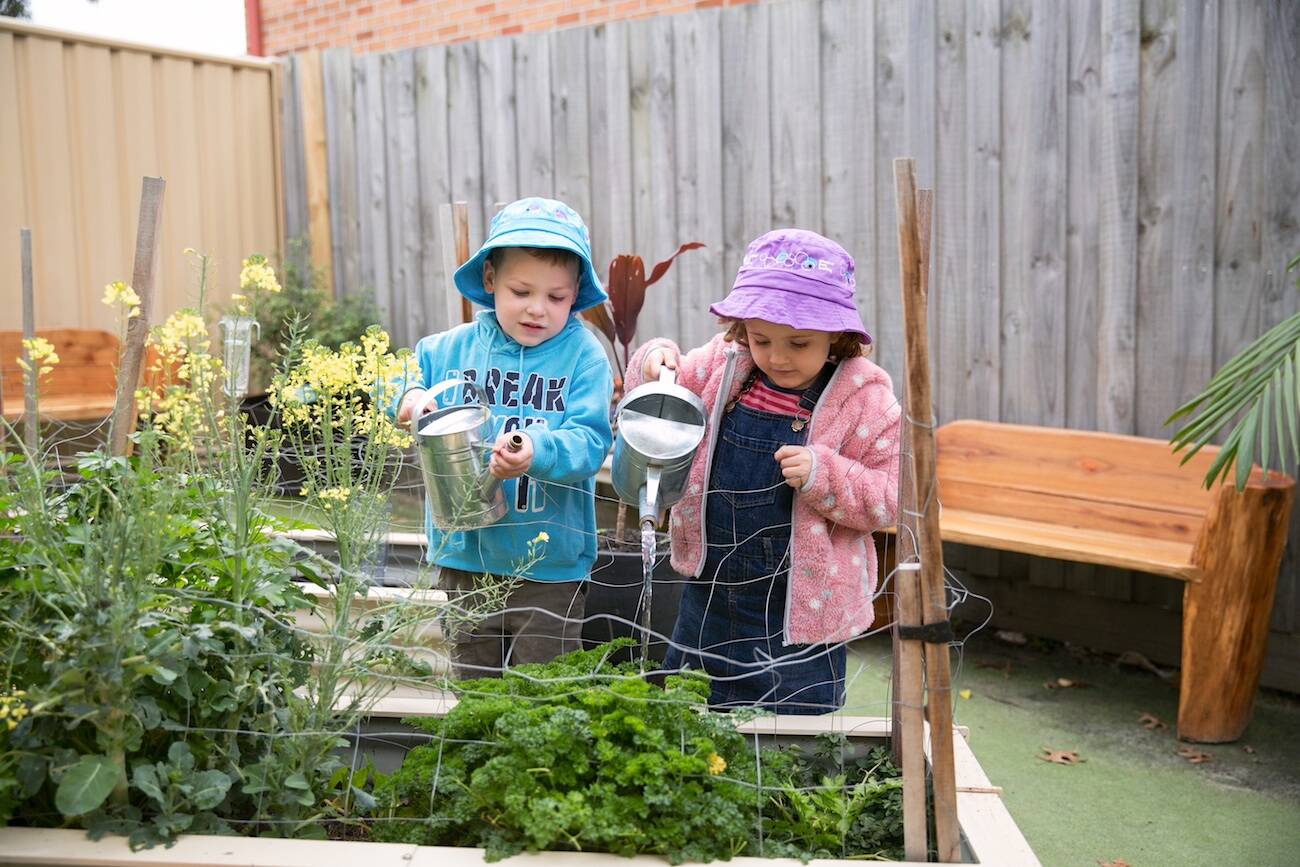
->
{"left": 934, "top": 420, "right": 1227, "bottom": 546}
{"left": 0, "top": 329, "right": 120, "bottom": 406}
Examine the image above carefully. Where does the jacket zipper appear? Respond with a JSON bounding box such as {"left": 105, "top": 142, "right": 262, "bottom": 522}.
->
{"left": 783, "top": 363, "right": 844, "bottom": 644}
{"left": 695, "top": 346, "right": 739, "bottom": 577}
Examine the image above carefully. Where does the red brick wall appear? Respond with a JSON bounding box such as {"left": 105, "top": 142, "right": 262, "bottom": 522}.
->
{"left": 257, "top": 0, "right": 757, "bottom": 56}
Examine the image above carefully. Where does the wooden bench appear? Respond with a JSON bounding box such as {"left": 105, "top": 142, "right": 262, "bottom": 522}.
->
{"left": 1, "top": 329, "right": 124, "bottom": 423}
{"left": 888, "top": 419, "right": 1294, "bottom": 744}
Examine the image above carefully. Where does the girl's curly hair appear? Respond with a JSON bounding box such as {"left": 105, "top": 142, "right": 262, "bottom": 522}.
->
{"left": 718, "top": 318, "right": 867, "bottom": 360}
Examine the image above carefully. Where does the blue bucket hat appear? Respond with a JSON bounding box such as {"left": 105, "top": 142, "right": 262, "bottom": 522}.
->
{"left": 453, "top": 197, "right": 607, "bottom": 313}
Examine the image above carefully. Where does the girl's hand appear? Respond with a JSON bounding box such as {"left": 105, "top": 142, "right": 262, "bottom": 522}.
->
{"left": 775, "top": 445, "right": 813, "bottom": 489}
{"left": 489, "top": 431, "right": 533, "bottom": 479}
{"left": 643, "top": 346, "right": 680, "bottom": 380}
{"left": 397, "top": 388, "right": 427, "bottom": 423}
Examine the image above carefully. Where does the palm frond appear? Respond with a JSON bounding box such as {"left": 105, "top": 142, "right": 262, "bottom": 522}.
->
{"left": 1166, "top": 310, "right": 1300, "bottom": 489}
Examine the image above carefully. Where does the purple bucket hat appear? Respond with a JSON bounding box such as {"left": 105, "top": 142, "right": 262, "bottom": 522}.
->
{"left": 710, "top": 229, "right": 871, "bottom": 344}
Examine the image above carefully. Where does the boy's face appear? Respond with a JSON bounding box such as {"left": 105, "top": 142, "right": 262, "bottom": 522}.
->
{"left": 744, "top": 319, "right": 833, "bottom": 391}
{"left": 483, "top": 248, "right": 579, "bottom": 346}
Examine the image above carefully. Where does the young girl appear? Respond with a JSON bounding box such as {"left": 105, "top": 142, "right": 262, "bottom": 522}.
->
{"left": 625, "top": 229, "right": 900, "bottom": 714}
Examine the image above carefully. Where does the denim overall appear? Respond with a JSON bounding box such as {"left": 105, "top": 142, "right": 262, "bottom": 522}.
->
{"left": 664, "top": 364, "right": 845, "bottom": 714}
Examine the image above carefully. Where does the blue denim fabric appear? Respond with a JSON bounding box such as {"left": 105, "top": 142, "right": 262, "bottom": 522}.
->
{"left": 664, "top": 387, "right": 846, "bottom": 714}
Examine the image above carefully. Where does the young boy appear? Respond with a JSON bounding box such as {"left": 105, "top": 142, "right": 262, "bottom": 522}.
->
{"left": 395, "top": 197, "right": 613, "bottom": 678}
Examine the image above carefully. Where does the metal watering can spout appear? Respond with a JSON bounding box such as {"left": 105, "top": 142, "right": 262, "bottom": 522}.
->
{"left": 639, "top": 465, "right": 662, "bottom": 526}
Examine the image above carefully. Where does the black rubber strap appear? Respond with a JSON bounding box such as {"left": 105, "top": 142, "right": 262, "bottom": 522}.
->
{"left": 896, "top": 621, "right": 955, "bottom": 643}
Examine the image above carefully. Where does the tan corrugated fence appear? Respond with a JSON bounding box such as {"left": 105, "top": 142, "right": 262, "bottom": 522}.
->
{"left": 0, "top": 18, "right": 283, "bottom": 331}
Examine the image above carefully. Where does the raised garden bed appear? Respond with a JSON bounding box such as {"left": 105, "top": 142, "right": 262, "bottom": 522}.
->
{"left": 0, "top": 712, "right": 1034, "bottom": 866}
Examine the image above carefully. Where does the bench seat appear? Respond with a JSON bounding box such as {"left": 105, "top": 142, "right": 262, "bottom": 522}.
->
{"left": 883, "top": 419, "right": 1294, "bottom": 743}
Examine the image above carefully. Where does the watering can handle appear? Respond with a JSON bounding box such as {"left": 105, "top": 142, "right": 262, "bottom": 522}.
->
{"left": 657, "top": 365, "right": 676, "bottom": 386}
{"left": 411, "top": 376, "right": 491, "bottom": 421}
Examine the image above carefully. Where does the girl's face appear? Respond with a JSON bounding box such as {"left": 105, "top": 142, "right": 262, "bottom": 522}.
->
{"left": 744, "top": 319, "right": 834, "bottom": 390}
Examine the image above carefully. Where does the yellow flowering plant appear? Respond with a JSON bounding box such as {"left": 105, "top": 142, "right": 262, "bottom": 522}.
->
{"left": 136, "top": 308, "right": 225, "bottom": 453}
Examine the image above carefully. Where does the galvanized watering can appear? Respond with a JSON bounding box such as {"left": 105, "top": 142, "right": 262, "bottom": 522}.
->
{"left": 411, "top": 378, "right": 508, "bottom": 530}
{"left": 611, "top": 367, "right": 707, "bottom": 526}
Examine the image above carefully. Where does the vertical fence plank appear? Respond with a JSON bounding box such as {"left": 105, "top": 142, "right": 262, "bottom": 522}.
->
{"left": 279, "top": 55, "right": 308, "bottom": 269}
{"left": 1135, "top": 0, "right": 1179, "bottom": 441}
{"left": 633, "top": 16, "right": 678, "bottom": 347}
{"left": 933, "top": 0, "right": 963, "bottom": 425}
{"left": 769, "top": 0, "right": 822, "bottom": 231}
{"left": 964, "top": 0, "right": 1001, "bottom": 430}
{"left": 515, "top": 31, "right": 554, "bottom": 198}
{"left": 1023, "top": 0, "right": 1068, "bottom": 589}
{"left": 354, "top": 52, "right": 391, "bottom": 326}
{"left": 551, "top": 26, "right": 591, "bottom": 225}
{"left": 447, "top": 41, "right": 485, "bottom": 254}
{"left": 1213, "top": 0, "right": 1266, "bottom": 386}
{"left": 296, "top": 51, "right": 333, "bottom": 291}
{"left": 323, "top": 48, "right": 360, "bottom": 300}
{"left": 477, "top": 37, "right": 518, "bottom": 239}
{"left": 415, "top": 44, "right": 452, "bottom": 336}
{"left": 587, "top": 21, "right": 633, "bottom": 284}
{"left": 1264, "top": 0, "right": 1300, "bottom": 635}
{"left": 996, "top": 0, "right": 1030, "bottom": 425}
{"left": 1063, "top": 0, "right": 1108, "bottom": 596}
{"left": 1169, "top": 0, "right": 1219, "bottom": 411}
{"left": 873, "top": 0, "right": 906, "bottom": 380}
{"left": 672, "top": 9, "right": 724, "bottom": 351}
{"left": 820, "top": 0, "right": 875, "bottom": 350}
{"left": 382, "top": 50, "right": 419, "bottom": 348}
{"left": 720, "top": 1, "right": 771, "bottom": 288}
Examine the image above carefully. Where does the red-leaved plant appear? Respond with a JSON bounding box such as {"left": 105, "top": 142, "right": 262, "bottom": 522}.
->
{"left": 582, "top": 242, "right": 704, "bottom": 383}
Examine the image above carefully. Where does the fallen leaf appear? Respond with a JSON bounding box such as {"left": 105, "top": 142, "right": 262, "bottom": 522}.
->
{"left": 958, "top": 689, "right": 972, "bottom": 700}
{"left": 1177, "top": 746, "right": 1213, "bottom": 764}
{"left": 1117, "top": 650, "right": 1172, "bottom": 680}
{"left": 1044, "top": 677, "right": 1093, "bottom": 690}
{"left": 1098, "top": 859, "right": 1131, "bottom": 867}
{"left": 995, "top": 629, "right": 1028, "bottom": 646}
{"left": 976, "top": 659, "right": 1013, "bottom": 678}
{"left": 1243, "top": 745, "right": 1256, "bottom": 755}
{"left": 1138, "top": 712, "right": 1168, "bottom": 731}
{"left": 1037, "top": 747, "right": 1084, "bottom": 765}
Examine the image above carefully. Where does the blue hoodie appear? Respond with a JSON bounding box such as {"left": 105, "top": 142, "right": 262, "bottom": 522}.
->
{"left": 404, "top": 312, "right": 613, "bottom": 581}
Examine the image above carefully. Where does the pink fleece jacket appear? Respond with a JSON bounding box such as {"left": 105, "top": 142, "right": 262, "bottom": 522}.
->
{"left": 625, "top": 333, "right": 902, "bottom": 645}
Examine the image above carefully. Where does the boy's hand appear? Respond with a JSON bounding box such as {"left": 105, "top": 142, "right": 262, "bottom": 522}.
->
{"left": 643, "top": 346, "right": 679, "bottom": 380}
{"left": 489, "top": 431, "right": 533, "bottom": 479}
{"left": 397, "top": 388, "right": 427, "bottom": 424}
{"left": 775, "top": 445, "right": 813, "bottom": 490}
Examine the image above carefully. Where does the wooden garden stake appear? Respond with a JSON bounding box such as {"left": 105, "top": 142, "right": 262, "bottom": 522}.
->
{"left": 439, "top": 201, "right": 473, "bottom": 326}
{"left": 894, "top": 158, "right": 960, "bottom": 861}
{"left": 20, "top": 228, "right": 37, "bottom": 454}
{"left": 109, "top": 177, "right": 165, "bottom": 457}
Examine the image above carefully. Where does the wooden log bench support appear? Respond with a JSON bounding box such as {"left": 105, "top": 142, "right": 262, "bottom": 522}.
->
{"left": 884, "top": 419, "right": 1294, "bottom": 744}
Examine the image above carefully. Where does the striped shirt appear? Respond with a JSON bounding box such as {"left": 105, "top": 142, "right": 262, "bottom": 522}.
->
{"left": 738, "top": 376, "right": 809, "bottom": 420}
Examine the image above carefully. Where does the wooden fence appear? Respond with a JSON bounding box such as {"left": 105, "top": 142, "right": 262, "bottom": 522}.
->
{"left": 280, "top": 0, "right": 1300, "bottom": 690}
{"left": 0, "top": 19, "right": 282, "bottom": 332}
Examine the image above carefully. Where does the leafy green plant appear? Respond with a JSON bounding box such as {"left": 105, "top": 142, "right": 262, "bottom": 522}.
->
{"left": 369, "top": 642, "right": 904, "bottom": 863}
{"left": 372, "top": 641, "right": 759, "bottom": 863}
{"left": 1167, "top": 253, "right": 1300, "bottom": 488}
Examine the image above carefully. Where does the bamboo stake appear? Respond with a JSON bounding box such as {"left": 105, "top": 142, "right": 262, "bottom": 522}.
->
{"left": 20, "top": 229, "right": 36, "bottom": 454}
{"left": 894, "top": 159, "right": 959, "bottom": 861}
{"left": 439, "top": 201, "right": 473, "bottom": 326}
{"left": 109, "top": 177, "right": 165, "bottom": 457}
